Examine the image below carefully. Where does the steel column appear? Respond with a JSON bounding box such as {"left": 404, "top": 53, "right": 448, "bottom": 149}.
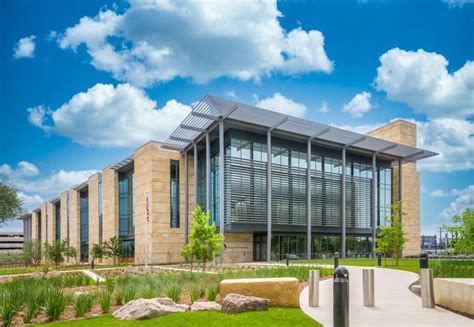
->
{"left": 341, "top": 147, "right": 346, "bottom": 259}
{"left": 398, "top": 159, "right": 402, "bottom": 225}
{"left": 194, "top": 143, "right": 198, "bottom": 207}
{"left": 267, "top": 130, "right": 272, "bottom": 262}
{"left": 206, "top": 133, "right": 211, "bottom": 213}
{"left": 307, "top": 139, "right": 312, "bottom": 260}
{"left": 219, "top": 121, "right": 225, "bottom": 263}
{"left": 372, "top": 153, "right": 377, "bottom": 255}
{"left": 184, "top": 151, "right": 189, "bottom": 244}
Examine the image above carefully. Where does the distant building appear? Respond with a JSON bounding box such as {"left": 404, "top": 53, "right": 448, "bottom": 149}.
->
{"left": 421, "top": 235, "right": 437, "bottom": 250}
{"left": 0, "top": 230, "right": 24, "bottom": 252}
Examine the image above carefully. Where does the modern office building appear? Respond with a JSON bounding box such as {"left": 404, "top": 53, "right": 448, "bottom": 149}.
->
{"left": 22, "top": 96, "right": 436, "bottom": 264}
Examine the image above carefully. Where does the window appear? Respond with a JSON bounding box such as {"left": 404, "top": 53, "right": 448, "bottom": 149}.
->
{"left": 55, "top": 203, "right": 61, "bottom": 240}
{"left": 119, "top": 171, "right": 134, "bottom": 237}
{"left": 38, "top": 212, "right": 42, "bottom": 240}
{"left": 170, "top": 160, "right": 180, "bottom": 228}
{"left": 98, "top": 179, "right": 103, "bottom": 244}
{"left": 80, "top": 191, "right": 89, "bottom": 262}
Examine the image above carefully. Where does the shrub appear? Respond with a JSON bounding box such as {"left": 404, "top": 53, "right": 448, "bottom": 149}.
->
{"left": 190, "top": 287, "right": 200, "bottom": 303}
{"left": 0, "top": 283, "right": 26, "bottom": 326}
{"left": 166, "top": 283, "right": 182, "bottom": 303}
{"left": 430, "top": 259, "right": 474, "bottom": 278}
{"left": 206, "top": 285, "right": 218, "bottom": 301}
{"left": 105, "top": 278, "right": 115, "bottom": 293}
{"left": 97, "top": 290, "right": 113, "bottom": 313}
{"left": 123, "top": 286, "right": 136, "bottom": 304}
{"left": 74, "top": 292, "right": 94, "bottom": 317}
{"left": 44, "top": 287, "right": 67, "bottom": 322}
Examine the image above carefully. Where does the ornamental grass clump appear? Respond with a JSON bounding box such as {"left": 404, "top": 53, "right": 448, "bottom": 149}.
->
{"left": 123, "top": 285, "right": 136, "bottom": 304}
{"left": 44, "top": 286, "right": 68, "bottom": 322}
{"left": 74, "top": 292, "right": 94, "bottom": 317}
{"left": 97, "top": 290, "right": 113, "bottom": 313}
{"left": 190, "top": 287, "right": 200, "bottom": 303}
{"left": 206, "top": 285, "right": 218, "bottom": 301}
{"left": 23, "top": 288, "right": 46, "bottom": 324}
{"left": 0, "top": 282, "right": 27, "bottom": 326}
{"left": 166, "top": 283, "right": 182, "bottom": 303}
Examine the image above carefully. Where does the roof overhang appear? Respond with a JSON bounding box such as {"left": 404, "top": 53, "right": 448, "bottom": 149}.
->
{"left": 163, "top": 95, "right": 438, "bottom": 163}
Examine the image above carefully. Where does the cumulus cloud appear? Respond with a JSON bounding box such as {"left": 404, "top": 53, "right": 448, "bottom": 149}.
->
{"left": 337, "top": 117, "right": 474, "bottom": 172}
{"left": 17, "top": 192, "right": 44, "bottom": 212}
{"left": 442, "top": 0, "right": 474, "bottom": 8}
{"left": 374, "top": 48, "right": 474, "bottom": 119}
{"left": 13, "top": 35, "right": 36, "bottom": 59}
{"left": 438, "top": 185, "right": 474, "bottom": 222}
{"left": 57, "top": 1, "right": 333, "bottom": 87}
{"left": 254, "top": 92, "right": 307, "bottom": 117}
{"left": 341, "top": 92, "right": 374, "bottom": 118}
{"left": 0, "top": 161, "right": 39, "bottom": 178}
{"left": 27, "top": 83, "right": 192, "bottom": 147}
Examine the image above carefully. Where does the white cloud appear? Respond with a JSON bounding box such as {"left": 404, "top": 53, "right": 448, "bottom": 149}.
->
{"left": 429, "top": 189, "right": 450, "bottom": 198}
{"left": 374, "top": 48, "right": 474, "bottom": 119}
{"left": 341, "top": 92, "right": 374, "bottom": 118}
{"left": 11, "top": 169, "right": 97, "bottom": 199}
{"left": 27, "top": 83, "right": 192, "bottom": 147}
{"left": 13, "top": 35, "right": 36, "bottom": 59}
{"left": 319, "top": 102, "right": 330, "bottom": 113}
{"left": 438, "top": 185, "right": 474, "bottom": 222}
{"left": 0, "top": 161, "right": 39, "bottom": 178}
{"left": 58, "top": 1, "right": 333, "bottom": 87}
{"left": 254, "top": 92, "right": 307, "bottom": 117}
{"left": 17, "top": 192, "right": 44, "bottom": 212}
{"left": 224, "top": 90, "right": 238, "bottom": 100}
{"left": 442, "top": 0, "right": 474, "bottom": 8}
{"left": 337, "top": 117, "right": 474, "bottom": 173}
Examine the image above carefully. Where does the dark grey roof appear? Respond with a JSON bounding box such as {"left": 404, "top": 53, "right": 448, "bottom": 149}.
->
{"left": 164, "top": 95, "right": 437, "bottom": 162}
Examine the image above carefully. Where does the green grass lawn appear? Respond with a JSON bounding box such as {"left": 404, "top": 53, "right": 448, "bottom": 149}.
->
{"left": 293, "top": 258, "right": 420, "bottom": 273}
{"left": 45, "top": 309, "right": 321, "bottom": 326}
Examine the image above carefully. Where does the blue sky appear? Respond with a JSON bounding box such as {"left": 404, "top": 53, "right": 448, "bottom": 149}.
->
{"left": 1, "top": 0, "right": 473, "bottom": 237}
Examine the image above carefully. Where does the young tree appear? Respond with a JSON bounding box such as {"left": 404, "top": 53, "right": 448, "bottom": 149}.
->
{"left": 103, "top": 237, "right": 123, "bottom": 265}
{"left": 181, "top": 206, "right": 224, "bottom": 272}
{"left": 90, "top": 243, "right": 105, "bottom": 267}
{"left": 45, "top": 240, "right": 67, "bottom": 268}
{"left": 22, "top": 239, "right": 42, "bottom": 268}
{"left": 64, "top": 244, "right": 78, "bottom": 265}
{"left": 0, "top": 183, "right": 23, "bottom": 224}
{"left": 376, "top": 201, "right": 407, "bottom": 266}
{"left": 445, "top": 208, "right": 474, "bottom": 255}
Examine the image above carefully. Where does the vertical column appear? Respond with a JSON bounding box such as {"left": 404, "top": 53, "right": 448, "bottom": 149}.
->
{"left": 398, "top": 159, "right": 403, "bottom": 225}
{"left": 206, "top": 132, "right": 210, "bottom": 212}
{"left": 194, "top": 143, "right": 198, "bottom": 207}
{"left": 184, "top": 151, "right": 189, "bottom": 244}
{"left": 266, "top": 130, "right": 272, "bottom": 262}
{"left": 372, "top": 153, "right": 377, "bottom": 256}
{"left": 307, "top": 139, "right": 312, "bottom": 260}
{"left": 219, "top": 120, "right": 225, "bottom": 263}
{"left": 341, "top": 147, "right": 346, "bottom": 259}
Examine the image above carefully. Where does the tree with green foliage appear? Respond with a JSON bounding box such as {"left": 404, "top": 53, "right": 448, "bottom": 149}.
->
{"left": 64, "top": 244, "right": 78, "bottom": 265}
{"left": 445, "top": 208, "right": 474, "bottom": 255}
{"left": 376, "top": 201, "right": 407, "bottom": 266}
{"left": 44, "top": 240, "right": 68, "bottom": 269}
{"left": 90, "top": 243, "right": 105, "bottom": 267}
{"left": 22, "top": 239, "right": 42, "bottom": 268}
{"left": 103, "top": 236, "right": 123, "bottom": 265}
{"left": 0, "top": 182, "right": 23, "bottom": 224}
{"left": 181, "top": 205, "right": 224, "bottom": 272}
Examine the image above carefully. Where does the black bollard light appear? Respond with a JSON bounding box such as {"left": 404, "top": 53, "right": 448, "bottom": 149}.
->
{"left": 377, "top": 253, "right": 382, "bottom": 267}
{"left": 286, "top": 253, "right": 289, "bottom": 266}
{"left": 334, "top": 252, "right": 339, "bottom": 268}
{"left": 333, "top": 266, "right": 350, "bottom": 327}
{"left": 91, "top": 259, "right": 95, "bottom": 270}
{"left": 419, "top": 253, "right": 429, "bottom": 269}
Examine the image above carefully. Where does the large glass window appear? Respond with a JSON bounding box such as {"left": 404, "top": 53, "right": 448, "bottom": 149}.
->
{"left": 80, "top": 191, "right": 89, "bottom": 262}
{"left": 378, "top": 168, "right": 392, "bottom": 226}
{"left": 170, "top": 160, "right": 180, "bottom": 228}
{"left": 37, "top": 212, "right": 42, "bottom": 240}
{"left": 55, "top": 203, "right": 61, "bottom": 240}
{"left": 98, "top": 179, "right": 103, "bottom": 244}
{"left": 119, "top": 171, "right": 135, "bottom": 236}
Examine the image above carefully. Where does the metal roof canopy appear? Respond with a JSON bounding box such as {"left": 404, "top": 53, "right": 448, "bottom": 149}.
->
{"left": 110, "top": 155, "right": 134, "bottom": 171}
{"left": 73, "top": 181, "right": 88, "bottom": 191}
{"left": 163, "top": 95, "right": 438, "bottom": 162}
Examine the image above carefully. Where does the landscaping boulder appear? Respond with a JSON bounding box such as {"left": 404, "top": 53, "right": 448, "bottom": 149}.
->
{"left": 113, "top": 298, "right": 188, "bottom": 320}
{"left": 221, "top": 293, "right": 269, "bottom": 314}
{"left": 152, "top": 297, "right": 176, "bottom": 306}
{"left": 191, "top": 301, "right": 222, "bottom": 312}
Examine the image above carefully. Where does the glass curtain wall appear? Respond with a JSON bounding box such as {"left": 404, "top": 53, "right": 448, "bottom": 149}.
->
{"left": 79, "top": 192, "right": 89, "bottom": 262}
{"left": 55, "top": 203, "right": 61, "bottom": 240}
{"left": 378, "top": 168, "right": 392, "bottom": 226}
{"left": 37, "top": 212, "right": 42, "bottom": 240}
{"left": 170, "top": 160, "right": 180, "bottom": 228}
{"left": 118, "top": 171, "right": 135, "bottom": 259}
{"left": 98, "top": 179, "right": 103, "bottom": 244}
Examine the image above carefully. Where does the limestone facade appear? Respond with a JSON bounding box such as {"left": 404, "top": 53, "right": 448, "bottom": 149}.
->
{"left": 60, "top": 191, "right": 69, "bottom": 243}
{"left": 367, "top": 120, "right": 421, "bottom": 256}
{"left": 88, "top": 173, "right": 100, "bottom": 252}
{"left": 40, "top": 203, "right": 47, "bottom": 244}
{"left": 47, "top": 202, "right": 55, "bottom": 242}
{"left": 68, "top": 188, "right": 80, "bottom": 261}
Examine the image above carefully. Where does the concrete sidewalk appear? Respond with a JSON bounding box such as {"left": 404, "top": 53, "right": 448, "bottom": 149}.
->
{"left": 299, "top": 266, "right": 472, "bottom": 327}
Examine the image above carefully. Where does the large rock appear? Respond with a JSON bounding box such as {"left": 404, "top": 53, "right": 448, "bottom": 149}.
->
{"left": 191, "top": 301, "right": 222, "bottom": 312}
{"left": 221, "top": 293, "right": 269, "bottom": 314}
{"left": 434, "top": 278, "right": 474, "bottom": 316}
{"left": 219, "top": 277, "right": 299, "bottom": 307}
{"left": 112, "top": 298, "right": 188, "bottom": 320}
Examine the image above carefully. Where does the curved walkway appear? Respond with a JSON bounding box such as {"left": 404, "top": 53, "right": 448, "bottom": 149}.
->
{"left": 300, "top": 266, "right": 472, "bottom": 327}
